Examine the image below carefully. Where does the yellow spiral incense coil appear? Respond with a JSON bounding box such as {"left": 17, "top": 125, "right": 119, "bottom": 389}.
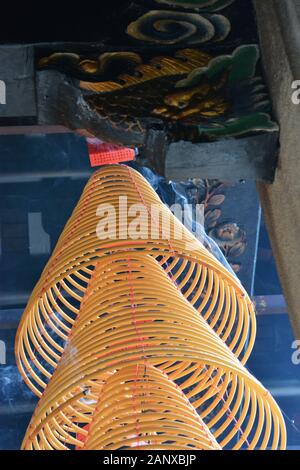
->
{"left": 23, "top": 363, "right": 221, "bottom": 450}
{"left": 21, "top": 254, "right": 286, "bottom": 450}
{"left": 83, "top": 365, "right": 221, "bottom": 450}
{"left": 16, "top": 165, "right": 256, "bottom": 398}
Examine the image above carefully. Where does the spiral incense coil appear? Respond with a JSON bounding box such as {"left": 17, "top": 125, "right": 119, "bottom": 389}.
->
{"left": 23, "top": 364, "right": 221, "bottom": 450}
{"left": 83, "top": 365, "right": 221, "bottom": 450}
{"left": 16, "top": 165, "right": 256, "bottom": 398}
{"left": 21, "top": 254, "right": 286, "bottom": 450}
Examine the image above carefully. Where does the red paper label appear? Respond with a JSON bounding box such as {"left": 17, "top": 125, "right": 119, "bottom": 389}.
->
{"left": 87, "top": 139, "right": 135, "bottom": 167}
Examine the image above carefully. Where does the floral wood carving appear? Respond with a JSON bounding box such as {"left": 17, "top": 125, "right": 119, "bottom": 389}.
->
{"left": 187, "top": 178, "right": 246, "bottom": 273}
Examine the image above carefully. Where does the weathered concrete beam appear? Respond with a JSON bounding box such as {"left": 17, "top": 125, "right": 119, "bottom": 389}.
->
{"left": 0, "top": 46, "right": 36, "bottom": 124}
{"left": 254, "top": 0, "right": 300, "bottom": 339}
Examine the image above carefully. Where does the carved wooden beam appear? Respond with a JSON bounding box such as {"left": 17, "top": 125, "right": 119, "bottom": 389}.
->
{"left": 0, "top": 1, "right": 279, "bottom": 181}
{"left": 0, "top": 45, "right": 279, "bottom": 182}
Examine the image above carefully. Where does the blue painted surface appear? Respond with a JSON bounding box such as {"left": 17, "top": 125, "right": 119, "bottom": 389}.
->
{"left": 250, "top": 221, "right": 300, "bottom": 449}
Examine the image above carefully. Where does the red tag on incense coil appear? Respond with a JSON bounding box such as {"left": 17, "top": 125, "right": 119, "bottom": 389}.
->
{"left": 76, "top": 424, "right": 90, "bottom": 450}
{"left": 87, "top": 138, "right": 135, "bottom": 167}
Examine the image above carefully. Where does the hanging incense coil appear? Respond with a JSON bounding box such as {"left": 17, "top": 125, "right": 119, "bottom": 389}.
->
{"left": 82, "top": 365, "right": 221, "bottom": 450}
{"left": 15, "top": 165, "right": 256, "bottom": 398}
{"left": 21, "top": 254, "right": 286, "bottom": 450}
{"left": 23, "top": 364, "right": 221, "bottom": 450}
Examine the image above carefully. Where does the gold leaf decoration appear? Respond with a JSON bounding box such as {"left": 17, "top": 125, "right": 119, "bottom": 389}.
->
{"left": 80, "top": 49, "right": 212, "bottom": 92}
{"left": 38, "top": 51, "right": 142, "bottom": 78}
{"left": 38, "top": 52, "right": 80, "bottom": 69}
{"left": 126, "top": 10, "right": 230, "bottom": 45}
{"left": 152, "top": 71, "right": 229, "bottom": 122}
